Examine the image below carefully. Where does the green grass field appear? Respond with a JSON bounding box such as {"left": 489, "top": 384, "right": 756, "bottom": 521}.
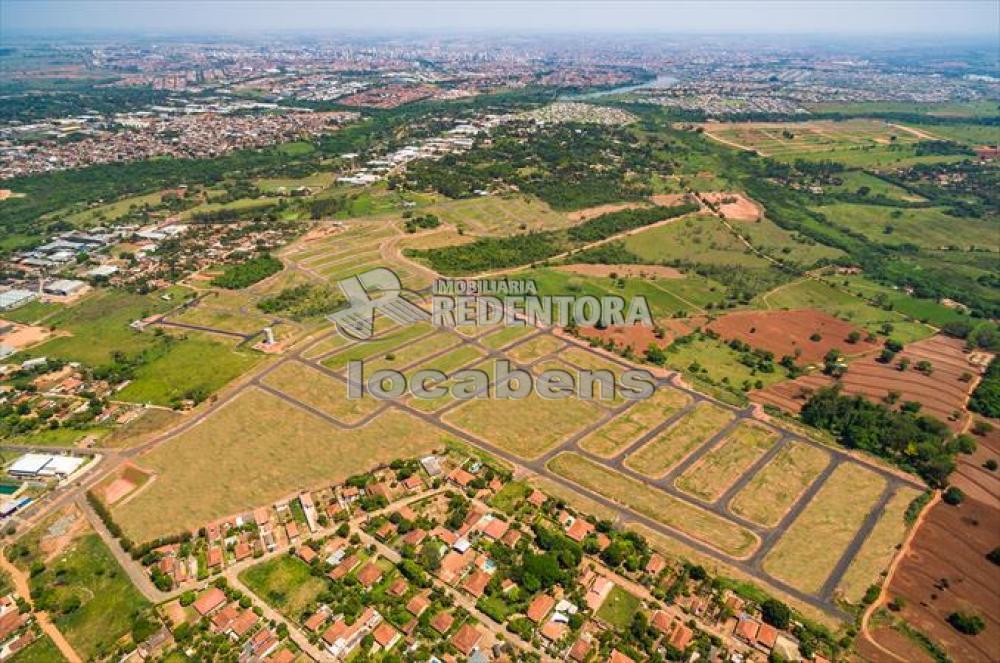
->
{"left": 239, "top": 554, "right": 326, "bottom": 621}
{"left": 427, "top": 194, "right": 573, "bottom": 235}
{"left": 729, "top": 441, "right": 831, "bottom": 527}
{"left": 595, "top": 585, "right": 641, "bottom": 629}
{"left": 4, "top": 426, "right": 109, "bottom": 447}
{"left": 8, "top": 636, "right": 67, "bottom": 663}
{"left": 579, "top": 387, "right": 692, "bottom": 457}
{"left": 115, "top": 335, "right": 261, "bottom": 406}
{"left": 756, "top": 278, "right": 934, "bottom": 343}
{"left": 525, "top": 266, "right": 724, "bottom": 317}
{"left": 738, "top": 216, "right": 846, "bottom": 268}
{"left": 19, "top": 289, "right": 182, "bottom": 366}
{"left": 28, "top": 533, "right": 151, "bottom": 660}
{"left": 814, "top": 203, "right": 997, "bottom": 251}
{"left": 625, "top": 401, "right": 735, "bottom": 478}
{"left": 663, "top": 335, "right": 792, "bottom": 391}
{"left": 805, "top": 100, "right": 999, "bottom": 118}
{"left": 832, "top": 274, "right": 972, "bottom": 327}
{"left": 675, "top": 422, "right": 779, "bottom": 502}
{"left": 908, "top": 122, "right": 1000, "bottom": 146}
{"left": 624, "top": 215, "right": 772, "bottom": 268}
{"left": 825, "top": 171, "right": 925, "bottom": 203}
{"left": 0, "top": 300, "right": 63, "bottom": 325}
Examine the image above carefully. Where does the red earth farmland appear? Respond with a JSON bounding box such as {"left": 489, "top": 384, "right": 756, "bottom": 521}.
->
{"left": 867, "top": 424, "right": 1000, "bottom": 663}
{"left": 579, "top": 316, "right": 705, "bottom": 352}
{"left": 706, "top": 308, "right": 879, "bottom": 364}
{"left": 752, "top": 334, "right": 989, "bottom": 431}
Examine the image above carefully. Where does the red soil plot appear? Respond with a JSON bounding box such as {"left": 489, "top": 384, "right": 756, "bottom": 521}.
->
{"left": 701, "top": 192, "right": 762, "bottom": 222}
{"left": 101, "top": 463, "right": 152, "bottom": 505}
{"left": 752, "top": 334, "right": 989, "bottom": 430}
{"left": 579, "top": 316, "right": 705, "bottom": 352}
{"left": 707, "top": 309, "right": 879, "bottom": 364}
{"left": 879, "top": 494, "right": 1000, "bottom": 663}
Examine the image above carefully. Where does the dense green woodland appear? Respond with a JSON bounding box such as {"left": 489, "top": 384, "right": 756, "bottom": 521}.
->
{"left": 394, "top": 121, "right": 655, "bottom": 209}
{"left": 969, "top": 357, "right": 1000, "bottom": 418}
{"left": 801, "top": 387, "right": 956, "bottom": 487}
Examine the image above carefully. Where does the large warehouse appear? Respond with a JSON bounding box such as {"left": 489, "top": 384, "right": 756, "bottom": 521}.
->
{"left": 7, "top": 453, "right": 86, "bottom": 478}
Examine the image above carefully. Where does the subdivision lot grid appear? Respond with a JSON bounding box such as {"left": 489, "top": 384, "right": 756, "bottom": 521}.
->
{"left": 246, "top": 303, "right": 924, "bottom": 618}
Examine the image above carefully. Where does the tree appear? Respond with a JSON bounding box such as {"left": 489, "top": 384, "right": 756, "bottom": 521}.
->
{"left": 948, "top": 611, "right": 985, "bottom": 635}
{"left": 419, "top": 541, "right": 441, "bottom": 571}
{"left": 953, "top": 434, "right": 977, "bottom": 455}
{"left": 761, "top": 599, "right": 791, "bottom": 629}
{"left": 943, "top": 486, "right": 964, "bottom": 505}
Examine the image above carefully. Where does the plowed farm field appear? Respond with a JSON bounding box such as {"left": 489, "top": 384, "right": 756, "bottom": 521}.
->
{"left": 753, "top": 334, "right": 989, "bottom": 430}
{"left": 706, "top": 308, "right": 879, "bottom": 365}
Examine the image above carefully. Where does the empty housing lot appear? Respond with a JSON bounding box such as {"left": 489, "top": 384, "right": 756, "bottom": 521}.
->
{"left": 112, "top": 221, "right": 927, "bottom": 620}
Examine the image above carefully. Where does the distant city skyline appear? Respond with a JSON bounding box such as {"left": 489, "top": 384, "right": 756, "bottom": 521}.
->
{"left": 2, "top": 0, "right": 998, "bottom": 37}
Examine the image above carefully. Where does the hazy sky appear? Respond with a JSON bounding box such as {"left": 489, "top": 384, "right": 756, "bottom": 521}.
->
{"left": 3, "top": 0, "right": 998, "bottom": 36}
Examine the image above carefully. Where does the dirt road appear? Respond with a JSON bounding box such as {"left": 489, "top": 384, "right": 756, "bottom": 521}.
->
{"left": 0, "top": 547, "right": 82, "bottom": 663}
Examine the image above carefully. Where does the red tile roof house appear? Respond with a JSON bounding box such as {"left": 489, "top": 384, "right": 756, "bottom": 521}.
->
{"left": 527, "top": 489, "right": 547, "bottom": 508}
{"left": 565, "top": 517, "right": 595, "bottom": 542}
{"left": 402, "top": 528, "right": 427, "bottom": 547}
{"left": 206, "top": 546, "right": 224, "bottom": 568}
{"left": 406, "top": 592, "right": 431, "bottom": 617}
{"left": 297, "top": 546, "right": 318, "bottom": 564}
{"left": 233, "top": 541, "right": 252, "bottom": 562}
{"left": 267, "top": 650, "right": 296, "bottom": 663}
{"left": 356, "top": 561, "right": 384, "bottom": 589}
{"left": 227, "top": 609, "right": 258, "bottom": 639}
{"left": 526, "top": 593, "right": 556, "bottom": 624}
{"left": 247, "top": 627, "right": 280, "bottom": 660}
{"left": 438, "top": 549, "right": 475, "bottom": 584}
{"left": 463, "top": 570, "right": 490, "bottom": 598}
{"left": 372, "top": 621, "right": 401, "bottom": 651}
{"left": 610, "top": 649, "right": 636, "bottom": 663}
{"left": 645, "top": 553, "right": 667, "bottom": 576}
{"left": 387, "top": 577, "right": 408, "bottom": 597}
{"left": 568, "top": 637, "right": 592, "bottom": 662}
{"left": 429, "top": 611, "right": 455, "bottom": 634}
{"left": 210, "top": 604, "right": 240, "bottom": 633}
{"left": 322, "top": 607, "right": 382, "bottom": 658}
{"left": 193, "top": 587, "right": 227, "bottom": 616}
{"left": 303, "top": 611, "right": 327, "bottom": 633}
{"left": 448, "top": 468, "right": 476, "bottom": 488}
{"left": 650, "top": 610, "right": 673, "bottom": 635}
{"left": 480, "top": 516, "right": 509, "bottom": 540}
{"left": 670, "top": 623, "right": 694, "bottom": 651}
{"left": 501, "top": 528, "right": 522, "bottom": 547}
{"left": 328, "top": 553, "right": 361, "bottom": 581}
{"left": 375, "top": 521, "right": 396, "bottom": 540}
{"left": 735, "top": 617, "right": 761, "bottom": 643}
{"left": 450, "top": 623, "right": 484, "bottom": 656}
{"left": 756, "top": 623, "right": 778, "bottom": 650}
{"left": 401, "top": 475, "right": 424, "bottom": 492}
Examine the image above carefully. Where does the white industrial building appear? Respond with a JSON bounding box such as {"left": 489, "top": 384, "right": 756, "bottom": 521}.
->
{"left": 0, "top": 289, "right": 38, "bottom": 311}
{"left": 8, "top": 453, "right": 85, "bottom": 478}
{"left": 43, "top": 279, "right": 86, "bottom": 297}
